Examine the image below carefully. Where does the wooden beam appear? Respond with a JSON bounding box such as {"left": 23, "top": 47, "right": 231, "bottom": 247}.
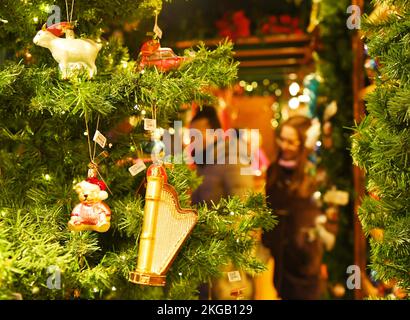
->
{"left": 352, "top": 0, "right": 367, "bottom": 301}
{"left": 175, "top": 34, "right": 310, "bottom": 49}
{"left": 239, "top": 58, "right": 302, "bottom": 68}
{"left": 234, "top": 47, "right": 308, "bottom": 58}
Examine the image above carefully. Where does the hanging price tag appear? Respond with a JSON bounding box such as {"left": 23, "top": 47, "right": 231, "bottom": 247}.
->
{"left": 227, "top": 271, "right": 242, "bottom": 282}
{"left": 153, "top": 24, "right": 163, "bottom": 39}
{"left": 144, "top": 118, "right": 157, "bottom": 131}
{"left": 128, "top": 159, "right": 147, "bottom": 176}
{"left": 93, "top": 130, "right": 107, "bottom": 148}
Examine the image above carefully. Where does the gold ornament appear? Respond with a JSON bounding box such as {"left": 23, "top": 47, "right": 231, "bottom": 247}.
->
{"left": 129, "top": 164, "right": 198, "bottom": 286}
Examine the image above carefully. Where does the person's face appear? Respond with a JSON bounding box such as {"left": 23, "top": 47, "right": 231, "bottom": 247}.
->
{"left": 278, "top": 125, "right": 301, "bottom": 161}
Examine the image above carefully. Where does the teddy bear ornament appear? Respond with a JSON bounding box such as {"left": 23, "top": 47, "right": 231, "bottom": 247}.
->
{"left": 68, "top": 167, "right": 111, "bottom": 233}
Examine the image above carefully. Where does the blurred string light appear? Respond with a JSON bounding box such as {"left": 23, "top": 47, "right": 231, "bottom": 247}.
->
{"left": 298, "top": 94, "right": 310, "bottom": 103}
{"left": 275, "top": 89, "right": 282, "bottom": 96}
{"left": 289, "top": 73, "right": 298, "bottom": 80}
{"left": 271, "top": 119, "right": 279, "bottom": 128}
{"left": 288, "top": 97, "right": 300, "bottom": 110}
{"left": 271, "top": 102, "right": 279, "bottom": 111}
{"left": 289, "top": 82, "right": 300, "bottom": 96}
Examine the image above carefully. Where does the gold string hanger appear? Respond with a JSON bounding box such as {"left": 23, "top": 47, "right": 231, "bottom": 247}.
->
{"left": 84, "top": 114, "right": 113, "bottom": 196}
{"left": 65, "top": 0, "right": 76, "bottom": 23}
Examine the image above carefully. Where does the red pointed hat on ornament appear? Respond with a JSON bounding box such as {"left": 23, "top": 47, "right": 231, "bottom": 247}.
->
{"left": 86, "top": 177, "right": 107, "bottom": 191}
{"left": 42, "top": 22, "right": 74, "bottom": 37}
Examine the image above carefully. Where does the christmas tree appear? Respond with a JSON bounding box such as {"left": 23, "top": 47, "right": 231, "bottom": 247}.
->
{"left": 314, "top": 0, "right": 355, "bottom": 298}
{"left": 0, "top": 0, "right": 275, "bottom": 299}
{"left": 351, "top": 0, "right": 410, "bottom": 295}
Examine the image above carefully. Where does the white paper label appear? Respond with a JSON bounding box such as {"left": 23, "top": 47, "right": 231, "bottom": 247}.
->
{"left": 323, "top": 189, "right": 349, "bottom": 206}
{"left": 153, "top": 24, "right": 163, "bottom": 39}
{"left": 144, "top": 118, "right": 157, "bottom": 131}
{"left": 93, "top": 130, "right": 107, "bottom": 148}
{"left": 227, "top": 271, "right": 241, "bottom": 282}
{"left": 128, "top": 159, "right": 147, "bottom": 176}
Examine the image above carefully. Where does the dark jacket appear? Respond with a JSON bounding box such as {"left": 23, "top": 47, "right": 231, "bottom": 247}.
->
{"left": 262, "top": 165, "right": 325, "bottom": 300}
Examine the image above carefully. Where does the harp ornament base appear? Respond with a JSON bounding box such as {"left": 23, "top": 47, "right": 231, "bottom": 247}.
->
{"left": 129, "top": 271, "right": 166, "bottom": 286}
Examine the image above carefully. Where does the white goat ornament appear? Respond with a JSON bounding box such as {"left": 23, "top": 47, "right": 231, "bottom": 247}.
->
{"left": 33, "top": 26, "right": 102, "bottom": 79}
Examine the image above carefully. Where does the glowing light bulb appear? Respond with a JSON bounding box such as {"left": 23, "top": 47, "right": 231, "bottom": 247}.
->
{"left": 289, "top": 82, "right": 300, "bottom": 96}
{"left": 288, "top": 97, "right": 300, "bottom": 110}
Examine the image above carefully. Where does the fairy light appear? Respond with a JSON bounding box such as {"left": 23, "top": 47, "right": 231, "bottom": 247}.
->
{"left": 289, "top": 73, "right": 297, "bottom": 80}
{"left": 298, "top": 94, "right": 310, "bottom": 103}
{"left": 271, "top": 102, "right": 279, "bottom": 111}
{"left": 239, "top": 80, "right": 246, "bottom": 87}
{"left": 313, "top": 191, "right": 321, "bottom": 200}
{"left": 251, "top": 81, "right": 258, "bottom": 88}
{"left": 33, "top": 17, "right": 39, "bottom": 23}
{"left": 274, "top": 89, "right": 282, "bottom": 96}
{"left": 168, "top": 127, "right": 175, "bottom": 135}
{"left": 288, "top": 97, "right": 300, "bottom": 110}
{"left": 289, "top": 82, "right": 300, "bottom": 96}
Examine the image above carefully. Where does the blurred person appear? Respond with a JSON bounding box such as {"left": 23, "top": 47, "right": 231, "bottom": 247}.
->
{"left": 262, "top": 115, "right": 337, "bottom": 300}
{"left": 189, "top": 106, "right": 255, "bottom": 299}
{"left": 190, "top": 106, "right": 253, "bottom": 205}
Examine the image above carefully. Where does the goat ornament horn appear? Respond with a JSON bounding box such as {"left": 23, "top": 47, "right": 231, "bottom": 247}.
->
{"left": 129, "top": 164, "right": 198, "bottom": 286}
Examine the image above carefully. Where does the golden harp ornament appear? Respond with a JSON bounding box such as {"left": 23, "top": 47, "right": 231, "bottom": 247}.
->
{"left": 129, "top": 164, "right": 198, "bottom": 286}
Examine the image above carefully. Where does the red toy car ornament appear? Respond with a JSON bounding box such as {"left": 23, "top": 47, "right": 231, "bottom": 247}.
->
{"left": 138, "top": 40, "right": 185, "bottom": 72}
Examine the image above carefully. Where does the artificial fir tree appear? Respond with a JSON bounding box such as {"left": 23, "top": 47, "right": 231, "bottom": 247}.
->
{"left": 0, "top": 0, "right": 275, "bottom": 299}
{"left": 351, "top": 0, "right": 410, "bottom": 296}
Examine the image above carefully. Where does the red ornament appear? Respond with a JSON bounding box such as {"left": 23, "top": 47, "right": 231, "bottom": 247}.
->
{"left": 44, "top": 22, "right": 74, "bottom": 37}
{"left": 86, "top": 177, "right": 107, "bottom": 191}
{"left": 138, "top": 40, "right": 185, "bottom": 72}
